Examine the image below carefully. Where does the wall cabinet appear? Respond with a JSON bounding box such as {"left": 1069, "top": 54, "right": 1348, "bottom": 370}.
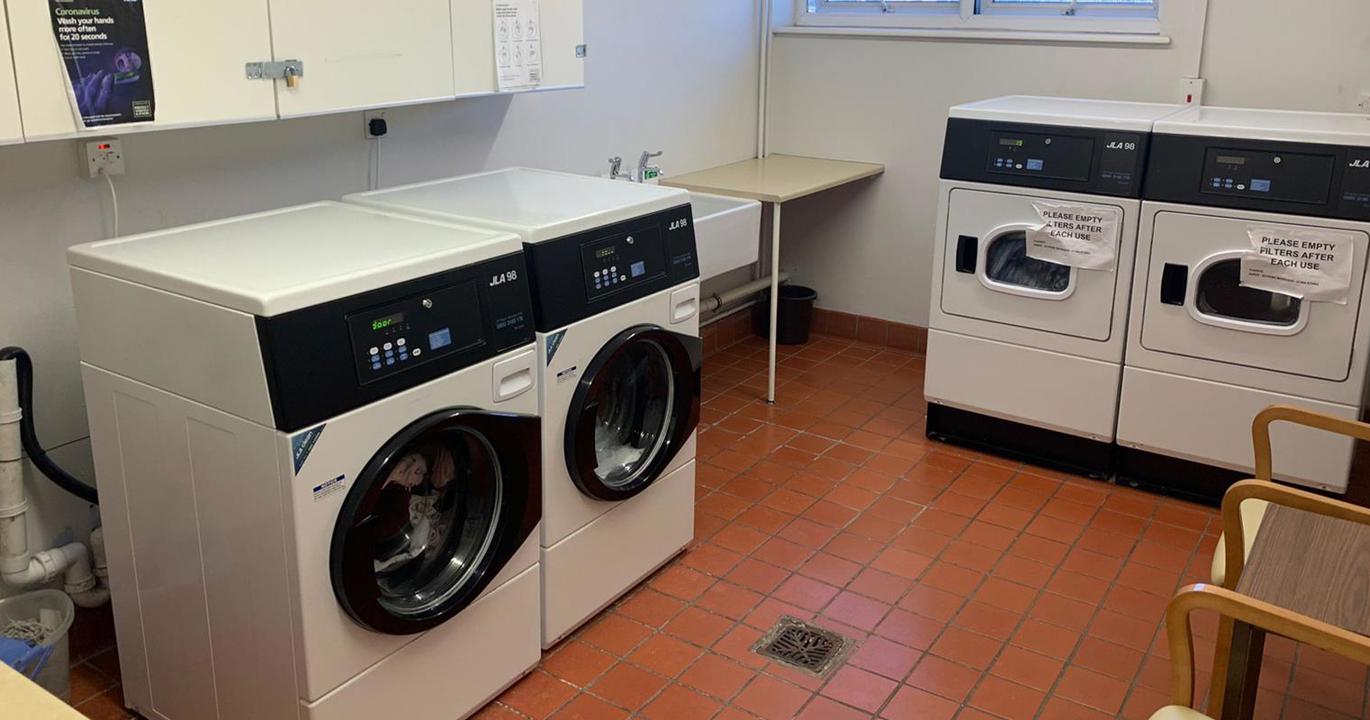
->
{"left": 2, "top": 0, "right": 583, "bottom": 143}
{"left": 452, "top": 0, "right": 585, "bottom": 96}
{"left": 7, "top": 0, "right": 278, "bottom": 141}
{"left": 269, "top": 0, "right": 457, "bottom": 118}
{"left": 0, "top": 8, "right": 22, "bottom": 144}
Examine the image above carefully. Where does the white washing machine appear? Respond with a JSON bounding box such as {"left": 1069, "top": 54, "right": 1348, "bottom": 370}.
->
{"left": 926, "top": 96, "right": 1185, "bottom": 477}
{"left": 1118, "top": 107, "right": 1370, "bottom": 499}
{"left": 68, "top": 202, "right": 544, "bottom": 720}
{"left": 347, "top": 168, "right": 700, "bottom": 647}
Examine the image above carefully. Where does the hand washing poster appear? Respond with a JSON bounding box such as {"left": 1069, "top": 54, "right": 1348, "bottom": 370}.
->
{"left": 1241, "top": 224, "right": 1356, "bottom": 303}
{"left": 1025, "top": 201, "right": 1121, "bottom": 271}
{"left": 48, "top": 0, "right": 155, "bottom": 128}
{"left": 493, "top": 0, "right": 543, "bottom": 92}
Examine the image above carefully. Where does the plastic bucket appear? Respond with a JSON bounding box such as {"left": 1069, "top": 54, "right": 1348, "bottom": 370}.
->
{"left": 0, "top": 589, "right": 75, "bottom": 701}
{"left": 752, "top": 285, "right": 818, "bottom": 345}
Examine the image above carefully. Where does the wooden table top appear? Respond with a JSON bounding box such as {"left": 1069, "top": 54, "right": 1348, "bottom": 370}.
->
{"left": 1237, "top": 503, "right": 1370, "bottom": 636}
{"left": 661, "top": 154, "right": 884, "bottom": 204}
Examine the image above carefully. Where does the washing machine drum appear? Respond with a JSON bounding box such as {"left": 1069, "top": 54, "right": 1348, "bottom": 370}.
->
{"left": 565, "top": 325, "right": 701, "bottom": 503}
{"left": 330, "top": 409, "right": 540, "bottom": 635}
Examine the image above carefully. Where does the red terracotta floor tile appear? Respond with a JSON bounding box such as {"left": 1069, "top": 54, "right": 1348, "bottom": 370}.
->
{"left": 65, "top": 334, "right": 1370, "bottom": 720}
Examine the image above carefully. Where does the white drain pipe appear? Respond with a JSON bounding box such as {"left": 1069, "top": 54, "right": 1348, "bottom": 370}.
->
{"left": 0, "top": 358, "right": 109, "bottom": 607}
{"left": 703, "top": 272, "right": 791, "bottom": 314}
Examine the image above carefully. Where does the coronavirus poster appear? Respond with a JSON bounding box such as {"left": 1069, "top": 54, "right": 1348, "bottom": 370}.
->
{"left": 48, "top": 0, "right": 155, "bottom": 128}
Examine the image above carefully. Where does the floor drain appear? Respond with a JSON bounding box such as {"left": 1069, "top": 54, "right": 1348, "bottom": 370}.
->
{"left": 751, "top": 616, "right": 854, "bottom": 677}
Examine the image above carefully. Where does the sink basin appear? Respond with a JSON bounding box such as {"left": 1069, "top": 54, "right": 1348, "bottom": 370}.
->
{"left": 690, "top": 191, "right": 761, "bottom": 281}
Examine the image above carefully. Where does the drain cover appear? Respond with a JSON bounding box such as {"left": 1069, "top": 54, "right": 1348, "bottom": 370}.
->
{"left": 752, "top": 616, "right": 853, "bottom": 676}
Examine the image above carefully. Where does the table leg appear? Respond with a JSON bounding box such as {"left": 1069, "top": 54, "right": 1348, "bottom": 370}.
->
{"left": 767, "top": 202, "right": 781, "bottom": 405}
{"left": 1216, "top": 619, "right": 1265, "bottom": 720}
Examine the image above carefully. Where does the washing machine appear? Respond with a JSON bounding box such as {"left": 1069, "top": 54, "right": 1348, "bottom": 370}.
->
{"left": 68, "top": 202, "right": 543, "bottom": 720}
{"left": 926, "top": 96, "right": 1186, "bottom": 476}
{"left": 1118, "top": 107, "right": 1370, "bottom": 500}
{"left": 347, "top": 168, "right": 701, "bottom": 647}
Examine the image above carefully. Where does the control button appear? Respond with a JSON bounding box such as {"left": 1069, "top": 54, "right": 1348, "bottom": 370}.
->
{"left": 400, "top": 353, "right": 410, "bottom": 361}
{"left": 611, "top": 266, "right": 617, "bottom": 273}
{"left": 620, "top": 275, "right": 627, "bottom": 281}
{"left": 385, "top": 358, "right": 395, "bottom": 366}
{"left": 1237, "top": 183, "right": 1246, "bottom": 191}
{"left": 412, "top": 348, "right": 422, "bottom": 357}
{"left": 383, "top": 342, "right": 393, "bottom": 351}
{"left": 397, "top": 338, "right": 406, "bottom": 347}
{"left": 593, "top": 270, "right": 600, "bottom": 277}
{"left": 371, "top": 362, "right": 382, "bottom": 371}
{"left": 369, "top": 346, "right": 379, "bottom": 356}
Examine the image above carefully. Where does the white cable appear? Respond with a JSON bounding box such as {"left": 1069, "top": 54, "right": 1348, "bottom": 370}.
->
{"left": 101, "top": 171, "right": 119, "bottom": 238}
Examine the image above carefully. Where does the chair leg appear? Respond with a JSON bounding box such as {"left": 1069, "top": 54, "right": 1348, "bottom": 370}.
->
{"left": 1208, "top": 616, "right": 1234, "bottom": 717}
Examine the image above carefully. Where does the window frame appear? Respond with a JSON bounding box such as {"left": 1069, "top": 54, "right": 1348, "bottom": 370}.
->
{"left": 799, "top": 0, "right": 1162, "bottom": 36}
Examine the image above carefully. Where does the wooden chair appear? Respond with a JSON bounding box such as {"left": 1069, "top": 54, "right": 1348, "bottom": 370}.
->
{"left": 1205, "top": 405, "right": 1370, "bottom": 717}
{"left": 1151, "top": 583, "right": 1370, "bottom": 720}
{"left": 1210, "top": 405, "right": 1370, "bottom": 587}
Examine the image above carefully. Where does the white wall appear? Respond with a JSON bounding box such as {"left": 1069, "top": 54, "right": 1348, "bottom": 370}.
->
{"left": 0, "top": 0, "right": 760, "bottom": 593}
{"left": 765, "top": 0, "right": 1370, "bottom": 326}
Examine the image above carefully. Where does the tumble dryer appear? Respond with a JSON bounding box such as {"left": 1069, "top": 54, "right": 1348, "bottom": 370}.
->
{"left": 926, "top": 96, "right": 1185, "bottom": 476}
{"left": 69, "top": 203, "right": 542, "bottom": 720}
{"left": 1118, "top": 107, "right": 1370, "bottom": 498}
{"left": 347, "top": 168, "right": 701, "bottom": 647}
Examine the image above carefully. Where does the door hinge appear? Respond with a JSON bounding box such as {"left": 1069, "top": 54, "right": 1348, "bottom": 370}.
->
{"left": 575, "top": 44, "right": 587, "bottom": 58}
{"left": 246, "top": 60, "right": 305, "bottom": 88}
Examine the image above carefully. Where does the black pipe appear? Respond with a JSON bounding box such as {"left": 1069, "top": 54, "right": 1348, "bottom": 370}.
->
{"left": 0, "top": 347, "right": 99, "bottom": 504}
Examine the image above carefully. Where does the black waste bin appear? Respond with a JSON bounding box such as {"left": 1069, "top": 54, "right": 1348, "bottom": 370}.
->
{"left": 752, "top": 285, "right": 818, "bottom": 345}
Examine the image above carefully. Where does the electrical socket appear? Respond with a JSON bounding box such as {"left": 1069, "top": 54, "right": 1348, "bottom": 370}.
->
{"left": 81, "top": 138, "right": 125, "bottom": 178}
{"left": 1179, "top": 77, "right": 1206, "bottom": 106}
{"left": 364, "top": 109, "right": 388, "bottom": 139}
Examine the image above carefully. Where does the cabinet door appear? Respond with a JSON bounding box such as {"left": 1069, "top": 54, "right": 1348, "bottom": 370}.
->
{"left": 451, "top": 0, "right": 583, "bottom": 96}
{"left": 269, "top": 0, "right": 455, "bottom": 118}
{"left": 0, "top": 7, "right": 22, "bottom": 144}
{"left": 7, "top": 0, "right": 276, "bottom": 141}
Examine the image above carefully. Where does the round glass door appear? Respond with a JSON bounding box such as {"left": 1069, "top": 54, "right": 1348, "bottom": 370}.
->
{"left": 331, "top": 410, "right": 540, "bottom": 635}
{"left": 1195, "top": 258, "right": 1302, "bottom": 327}
{"left": 566, "top": 326, "right": 701, "bottom": 502}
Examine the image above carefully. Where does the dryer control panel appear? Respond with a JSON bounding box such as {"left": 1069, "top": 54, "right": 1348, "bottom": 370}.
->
{"left": 941, "top": 119, "right": 1150, "bottom": 197}
{"left": 1147, "top": 134, "right": 1370, "bottom": 221}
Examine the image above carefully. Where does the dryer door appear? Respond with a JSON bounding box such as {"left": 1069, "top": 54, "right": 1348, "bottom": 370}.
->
{"left": 939, "top": 188, "right": 1127, "bottom": 341}
{"left": 564, "top": 325, "right": 701, "bottom": 502}
{"left": 1138, "top": 211, "right": 1368, "bottom": 381}
{"left": 330, "top": 409, "right": 540, "bottom": 635}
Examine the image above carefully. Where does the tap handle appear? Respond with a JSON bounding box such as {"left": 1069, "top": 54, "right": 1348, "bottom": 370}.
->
{"left": 639, "top": 150, "right": 664, "bottom": 166}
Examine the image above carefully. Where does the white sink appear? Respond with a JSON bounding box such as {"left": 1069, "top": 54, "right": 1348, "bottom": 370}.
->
{"left": 690, "top": 191, "right": 761, "bottom": 281}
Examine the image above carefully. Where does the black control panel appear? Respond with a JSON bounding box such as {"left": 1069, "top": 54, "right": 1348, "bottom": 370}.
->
{"left": 346, "top": 280, "right": 485, "bottom": 384}
{"left": 1146, "top": 134, "right": 1370, "bottom": 221}
{"left": 580, "top": 224, "right": 667, "bottom": 301}
{"left": 256, "top": 251, "right": 535, "bottom": 432}
{"left": 942, "top": 118, "right": 1151, "bottom": 197}
{"left": 524, "top": 204, "right": 698, "bottom": 332}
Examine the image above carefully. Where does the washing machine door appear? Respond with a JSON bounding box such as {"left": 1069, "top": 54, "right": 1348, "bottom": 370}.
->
{"left": 564, "top": 325, "right": 701, "bottom": 502}
{"left": 330, "top": 409, "right": 540, "bottom": 635}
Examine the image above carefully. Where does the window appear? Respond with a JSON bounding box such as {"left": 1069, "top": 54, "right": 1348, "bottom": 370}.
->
{"left": 801, "top": 0, "right": 1161, "bottom": 35}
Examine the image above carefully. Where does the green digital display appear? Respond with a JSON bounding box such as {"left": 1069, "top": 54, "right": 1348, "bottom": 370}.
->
{"left": 371, "top": 313, "right": 404, "bottom": 332}
{"left": 999, "top": 138, "right": 1025, "bottom": 147}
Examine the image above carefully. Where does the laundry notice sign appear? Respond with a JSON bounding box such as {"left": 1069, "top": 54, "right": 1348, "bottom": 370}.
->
{"left": 493, "top": 0, "right": 542, "bottom": 92}
{"left": 48, "top": 0, "right": 155, "bottom": 128}
{"left": 1025, "top": 202, "right": 1121, "bottom": 271}
{"left": 1241, "top": 224, "right": 1356, "bottom": 303}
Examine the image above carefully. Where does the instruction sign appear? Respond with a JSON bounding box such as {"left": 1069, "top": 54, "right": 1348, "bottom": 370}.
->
{"left": 1241, "top": 224, "right": 1356, "bottom": 303}
{"left": 1025, "top": 201, "right": 1121, "bottom": 271}
{"left": 48, "top": 0, "right": 155, "bottom": 128}
{"left": 493, "top": 0, "right": 543, "bottom": 92}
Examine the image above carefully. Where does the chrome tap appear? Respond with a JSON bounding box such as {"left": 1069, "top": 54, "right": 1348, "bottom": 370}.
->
{"left": 635, "top": 151, "right": 663, "bottom": 183}
{"left": 607, "top": 156, "right": 631, "bottom": 181}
